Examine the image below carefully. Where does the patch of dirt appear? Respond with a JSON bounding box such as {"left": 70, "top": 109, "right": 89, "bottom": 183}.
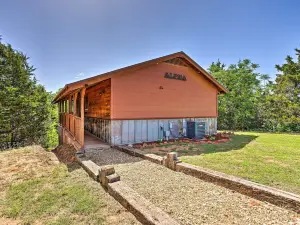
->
{"left": 133, "top": 133, "right": 233, "bottom": 150}
{"left": 138, "top": 143, "right": 205, "bottom": 156}
{"left": 264, "top": 158, "right": 289, "bottom": 167}
{"left": 152, "top": 144, "right": 189, "bottom": 152}
{"left": 52, "top": 144, "right": 77, "bottom": 164}
{"left": 133, "top": 135, "right": 233, "bottom": 157}
{"left": 0, "top": 217, "right": 22, "bottom": 225}
{"left": 0, "top": 146, "right": 59, "bottom": 191}
{"left": 234, "top": 159, "right": 244, "bottom": 163}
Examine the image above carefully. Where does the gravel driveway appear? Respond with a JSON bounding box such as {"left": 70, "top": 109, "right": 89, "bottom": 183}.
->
{"left": 85, "top": 148, "right": 299, "bottom": 225}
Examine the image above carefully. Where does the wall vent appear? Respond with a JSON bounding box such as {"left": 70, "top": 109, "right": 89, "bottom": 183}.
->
{"left": 164, "top": 57, "right": 189, "bottom": 67}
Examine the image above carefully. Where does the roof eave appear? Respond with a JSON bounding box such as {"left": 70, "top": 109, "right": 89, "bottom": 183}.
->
{"left": 52, "top": 85, "right": 68, "bottom": 104}
{"left": 52, "top": 51, "right": 229, "bottom": 103}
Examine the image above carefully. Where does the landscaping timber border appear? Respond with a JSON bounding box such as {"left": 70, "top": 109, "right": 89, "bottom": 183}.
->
{"left": 114, "top": 145, "right": 300, "bottom": 213}
{"left": 114, "top": 145, "right": 164, "bottom": 165}
{"left": 75, "top": 154, "right": 179, "bottom": 225}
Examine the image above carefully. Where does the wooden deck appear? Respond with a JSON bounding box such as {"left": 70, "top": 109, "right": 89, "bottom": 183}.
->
{"left": 84, "top": 131, "right": 110, "bottom": 150}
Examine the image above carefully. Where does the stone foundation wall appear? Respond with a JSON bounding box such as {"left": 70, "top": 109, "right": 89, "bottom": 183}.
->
{"left": 111, "top": 117, "right": 217, "bottom": 145}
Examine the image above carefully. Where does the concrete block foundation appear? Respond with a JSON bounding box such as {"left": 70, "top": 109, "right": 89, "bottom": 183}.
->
{"left": 111, "top": 117, "right": 217, "bottom": 145}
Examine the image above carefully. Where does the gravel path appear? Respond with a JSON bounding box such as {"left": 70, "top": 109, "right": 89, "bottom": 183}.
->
{"left": 86, "top": 148, "right": 299, "bottom": 225}
{"left": 84, "top": 147, "right": 142, "bottom": 166}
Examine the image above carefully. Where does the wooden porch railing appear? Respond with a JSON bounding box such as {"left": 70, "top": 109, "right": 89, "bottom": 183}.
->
{"left": 58, "top": 86, "right": 86, "bottom": 149}
{"left": 59, "top": 113, "right": 83, "bottom": 145}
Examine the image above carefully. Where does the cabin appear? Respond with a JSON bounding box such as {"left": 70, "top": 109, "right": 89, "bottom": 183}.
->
{"left": 53, "top": 52, "right": 228, "bottom": 150}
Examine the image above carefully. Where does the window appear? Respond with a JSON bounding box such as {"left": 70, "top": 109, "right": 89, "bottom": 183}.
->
{"left": 84, "top": 95, "right": 89, "bottom": 111}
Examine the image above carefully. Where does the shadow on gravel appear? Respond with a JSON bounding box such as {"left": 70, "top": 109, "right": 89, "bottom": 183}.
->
{"left": 83, "top": 147, "right": 142, "bottom": 167}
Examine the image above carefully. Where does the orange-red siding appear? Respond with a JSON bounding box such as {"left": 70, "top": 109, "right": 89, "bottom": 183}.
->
{"left": 111, "top": 62, "right": 218, "bottom": 120}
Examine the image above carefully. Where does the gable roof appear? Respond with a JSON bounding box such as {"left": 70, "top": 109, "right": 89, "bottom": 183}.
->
{"left": 53, "top": 51, "right": 228, "bottom": 103}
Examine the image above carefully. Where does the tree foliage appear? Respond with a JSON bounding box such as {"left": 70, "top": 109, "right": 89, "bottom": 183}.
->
{"left": 209, "top": 59, "right": 262, "bottom": 130}
{"left": 0, "top": 38, "right": 58, "bottom": 150}
{"left": 263, "top": 49, "right": 300, "bottom": 131}
{"left": 209, "top": 49, "right": 300, "bottom": 132}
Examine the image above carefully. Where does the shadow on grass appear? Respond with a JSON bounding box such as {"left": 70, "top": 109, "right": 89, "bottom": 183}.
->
{"left": 142, "top": 134, "right": 259, "bottom": 157}
{"left": 198, "top": 134, "right": 259, "bottom": 155}
{"left": 51, "top": 145, "right": 82, "bottom": 172}
{"left": 66, "top": 162, "right": 82, "bottom": 172}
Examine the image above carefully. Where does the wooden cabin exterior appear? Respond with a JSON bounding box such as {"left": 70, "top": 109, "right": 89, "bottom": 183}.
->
{"left": 53, "top": 52, "right": 228, "bottom": 150}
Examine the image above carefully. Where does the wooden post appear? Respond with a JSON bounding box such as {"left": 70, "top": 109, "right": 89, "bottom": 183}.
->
{"left": 72, "top": 93, "right": 78, "bottom": 141}
{"left": 65, "top": 100, "right": 68, "bottom": 112}
{"left": 74, "top": 93, "right": 78, "bottom": 116}
{"left": 80, "top": 87, "right": 86, "bottom": 148}
{"left": 58, "top": 101, "right": 61, "bottom": 124}
{"left": 69, "top": 95, "right": 72, "bottom": 113}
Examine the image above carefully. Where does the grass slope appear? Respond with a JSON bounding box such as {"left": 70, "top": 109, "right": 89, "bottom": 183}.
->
{"left": 181, "top": 132, "right": 300, "bottom": 194}
{"left": 0, "top": 146, "right": 138, "bottom": 225}
{"left": 4, "top": 166, "right": 104, "bottom": 224}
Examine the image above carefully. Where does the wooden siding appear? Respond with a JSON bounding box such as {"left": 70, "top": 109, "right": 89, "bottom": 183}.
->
{"left": 111, "top": 62, "right": 218, "bottom": 120}
{"left": 85, "top": 79, "right": 111, "bottom": 118}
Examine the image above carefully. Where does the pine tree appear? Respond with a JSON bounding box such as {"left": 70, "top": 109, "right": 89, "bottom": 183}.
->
{"left": 267, "top": 49, "right": 300, "bottom": 131}
{"left": 0, "top": 38, "right": 57, "bottom": 149}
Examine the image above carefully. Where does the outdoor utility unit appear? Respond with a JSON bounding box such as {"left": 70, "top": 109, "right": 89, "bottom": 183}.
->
{"left": 187, "top": 121, "right": 206, "bottom": 139}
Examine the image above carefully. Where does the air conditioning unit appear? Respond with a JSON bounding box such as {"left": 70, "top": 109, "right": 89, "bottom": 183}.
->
{"left": 187, "top": 121, "right": 206, "bottom": 139}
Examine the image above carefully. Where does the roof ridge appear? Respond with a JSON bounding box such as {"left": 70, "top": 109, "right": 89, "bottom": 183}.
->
{"left": 53, "top": 51, "right": 228, "bottom": 103}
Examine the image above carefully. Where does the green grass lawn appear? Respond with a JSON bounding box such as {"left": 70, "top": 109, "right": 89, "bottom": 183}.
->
{"left": 5, "top": 166, "right": 104, "bottom": 225}
{"left": 0, "top": 146, "right": 138, "bottom": 225}
{"left": 180, "top": 132, "right": 300, "bottom": 194}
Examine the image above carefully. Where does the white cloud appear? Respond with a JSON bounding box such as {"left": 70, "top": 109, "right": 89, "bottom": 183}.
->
{"left": 75, "top": 72, "right": 85, "bottom": 79}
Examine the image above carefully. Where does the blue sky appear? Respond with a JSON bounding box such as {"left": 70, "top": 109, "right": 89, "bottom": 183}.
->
{"left": 1, "top": 0, "right": 299, "bottom": 92}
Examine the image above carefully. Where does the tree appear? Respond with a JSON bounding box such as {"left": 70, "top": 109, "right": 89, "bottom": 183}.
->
{"left": 263, "top": 49, "right": 300, "bottom": 131}
{"left": 209, "top": 50, "right": 300, "bottom": 132}
{"left": 0, "top": 38, "right": 57, "bottom": 149}
{"left": 260, "top": 74, "right": 271, "bottom": 88}
{"left": 43, "top": 91, "right": 59, "bottom": 149}
{"left": 208, "top": 59, "right": 262, "bottom": 130}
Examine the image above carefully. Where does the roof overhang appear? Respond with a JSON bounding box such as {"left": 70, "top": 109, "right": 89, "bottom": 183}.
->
{"left": 52, "top": 51, "right": 228, "bottom": 103}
